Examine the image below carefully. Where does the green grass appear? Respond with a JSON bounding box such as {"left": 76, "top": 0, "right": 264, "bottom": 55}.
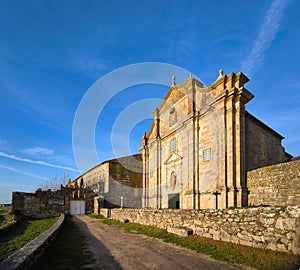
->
{"left": 86, "top": 213, "right": 105, "bottom": 219}
{"left": 0, "top": 207, "right": 14, "bottom": 229}
{"left": 89, "top": 214, "right": 300, "bottom": 270}
{"left": 0, "top": 217, "right": 58, "bottom": 261}
{"left": 32, "top": 215, "right": 95, "bottom": 269}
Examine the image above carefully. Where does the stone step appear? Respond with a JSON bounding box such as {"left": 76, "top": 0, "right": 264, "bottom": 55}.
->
{"left": 167, "top": 226, "right": 193, "bottom": 237}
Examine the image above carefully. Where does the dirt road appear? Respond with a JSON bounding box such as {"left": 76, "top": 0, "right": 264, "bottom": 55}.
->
{"left": 73, "top": 215, "right": 250, "bottom": 270}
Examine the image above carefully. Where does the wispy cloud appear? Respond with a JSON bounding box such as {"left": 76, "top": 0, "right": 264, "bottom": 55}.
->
{"left": 75, "top": 55, "right": 106, "bottom": 73}
{"left": 0, "top": 182, "right": 34, "bottom": 188}
{"left": 23, "top": 146, "right": 54, "bottom": 155}
{"left": 0, "top": 164, "right": 46, "bottom": 180}
{"left": 241, "top": 0, "right": 290, "bottom": 76}
{"left": 0, "top": 152, "right": 79, "bottom": 172}
{"left": 0, "top": 139, "right": 10, "bottom": 152}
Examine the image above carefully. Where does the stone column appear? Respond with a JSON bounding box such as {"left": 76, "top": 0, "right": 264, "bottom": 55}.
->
{"left": 191, "top": 81, "right": 200, "bottom": 209}
{"left": 234, "top": 98, "right": 244, "bottom": 207}
{"left": 225, "top": 72, "right": 253, "bottom": 208}
{"left": 153, "top": 107, "right": 161, "bottom": 209}
{"left": 140, "top": 132, "right": 149, "bottom": 208}
{"left": 225, "top": 93, "right": 237, "bottom": 208}
{"left": 195, "top": 111, "right": 200, "bottom": 209}
{"left": 234, "top": 92, "right": 252, "bottom": 207}
{"left": 142, "top": 148, "right": 149, "bottom": 208}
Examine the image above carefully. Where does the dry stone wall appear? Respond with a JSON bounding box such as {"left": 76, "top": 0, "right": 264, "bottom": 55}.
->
{"left": 247, "top": 160, "right": 300, "bottom": 206}
{"left": 0, "top": 214, "right": 65, "bottom": 270}
{"left": 110, "top": 206, "right": 300, "bottom": 254}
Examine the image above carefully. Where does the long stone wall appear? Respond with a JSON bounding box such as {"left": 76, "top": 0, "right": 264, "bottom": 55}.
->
{"left": 110, "top": 206, "right": 300, "bottom": 254}
{"left": 247, "top": 160, "right": 300, "bottom": 206}
{"left": 0, "top": 218, "right": 17, "bottom": 233}
{"left": 0, "top": 214, "right": 65, "bottom": 270}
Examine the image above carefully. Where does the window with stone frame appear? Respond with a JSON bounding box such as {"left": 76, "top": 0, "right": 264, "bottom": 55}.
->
{"left": 203, "top": 148, "right": 211, "bottom": 162}
{"left": 170, "top": 138, "right": 176, "bottom": 152}
{"left": 98, "top": 182, "right": 104, "bottom": 194}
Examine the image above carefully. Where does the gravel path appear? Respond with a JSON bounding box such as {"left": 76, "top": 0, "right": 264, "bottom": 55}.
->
{"left": 73, "top": 215, "right": 251, "bottom": 270}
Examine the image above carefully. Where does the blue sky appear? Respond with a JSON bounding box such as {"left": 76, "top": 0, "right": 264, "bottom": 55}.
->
{"left": 0, "top": 0, "right": 299, "bottom": 203}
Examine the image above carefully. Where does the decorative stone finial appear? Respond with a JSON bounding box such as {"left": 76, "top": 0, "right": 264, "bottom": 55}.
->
{"left": 190, "top": 73, "right": 193, "bottom": 79}
{"left": 155, "top": 107, "right": 160, "bottom": 117}
{"left": 172, "top": 75, "right": 176, "bottom": 86}
{"left": 218, "top": 69, "right": 224, "bottom": 78}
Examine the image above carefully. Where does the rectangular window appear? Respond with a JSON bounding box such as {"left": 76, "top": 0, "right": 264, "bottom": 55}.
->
{"left": 99, "top": 182, "right": 104, "bottom": 194}
{"left": 203, "top": 148, "right": 211, "bottom": 162}
{"left": 170, "top": 138, "right": 176, "bottom": 152}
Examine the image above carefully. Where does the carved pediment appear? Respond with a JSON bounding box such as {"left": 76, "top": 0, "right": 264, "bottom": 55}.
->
{"left": 160, "top": 87, "right": 185, "bottom": 112}
{"left": 164, "top": 152, "right": 182, "bottom": 165}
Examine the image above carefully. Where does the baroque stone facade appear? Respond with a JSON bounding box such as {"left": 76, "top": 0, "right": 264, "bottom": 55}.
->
{"left": 69, "top": 154, "right": 143, "bottom": 209}
{"left": 140, "top": 71, "right": 290, "bottom": 210}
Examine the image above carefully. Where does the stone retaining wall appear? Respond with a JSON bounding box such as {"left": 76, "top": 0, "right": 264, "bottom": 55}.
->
{"left": 247, "top": 159, "right": 300, "bottom": 206}
{"left": 0, "top": 219, "right": 17, "bottom": 233}
{"left": 110, "top": 206, "right": 300, "bottom": 254}
{"left": 0, "top": 213, "right": 65, "bottom": 270}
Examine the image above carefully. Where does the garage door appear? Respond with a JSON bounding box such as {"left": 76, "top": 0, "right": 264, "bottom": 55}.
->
{"left": 70, "top": 200, "right": 85, "bottom": 215}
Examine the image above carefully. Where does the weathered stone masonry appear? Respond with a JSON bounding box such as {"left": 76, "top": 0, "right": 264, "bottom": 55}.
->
{"left": 0, "top": 214, "right": 65, "bottom": 270}
{"left": 110, "top": 206, "right": 300, "bottom": 254}
{"left": 69, "top": 154, "right": 143, "bottom": 209}
{"left": 140, "top": 71, "right": 290, "bottom": 210}
{"left": 12, "top": 186, "right": 95, "bottom": 218}
{"left": 247, "top": 159, "right": 300, "bottom": 207}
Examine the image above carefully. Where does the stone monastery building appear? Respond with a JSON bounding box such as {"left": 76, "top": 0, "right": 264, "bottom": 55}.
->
{"left": 13, "top": 70, "right": 295, "bottom": 218}
{"left": 69, "top": 154, "right": 143, "bottom": 209}
{"left": 139, "top": 71, "right": 291, "bottom": 210}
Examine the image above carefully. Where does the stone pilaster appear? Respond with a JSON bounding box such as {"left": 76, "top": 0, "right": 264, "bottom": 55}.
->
{"left": 225, "top": 92, "right": 236, "bottom": 208}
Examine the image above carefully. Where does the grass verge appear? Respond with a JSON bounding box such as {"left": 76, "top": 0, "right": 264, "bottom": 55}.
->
{"left": 0, "top": 217, "right": 58, "bottom": 261}
{"left": 32, "top": 215, "right": 95, "bottom": 269}
{"left": 88, "top": 214, "right": 300, "bottom": 270}
{"left": 0, "top": 206, "right": 13, "bottom": 229}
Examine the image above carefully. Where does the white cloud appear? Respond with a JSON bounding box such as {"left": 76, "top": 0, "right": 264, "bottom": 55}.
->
{"left": 24, "top": 146, "right": 54, "bottom": 155}
{"left": 0, "top": 164, "right": 46, "bottom": 180}
{"left": 0, "top": 151, "right": 79, "bottom": 172}
{"left": 241, "top": 0, "right": 290, "bottom": 76}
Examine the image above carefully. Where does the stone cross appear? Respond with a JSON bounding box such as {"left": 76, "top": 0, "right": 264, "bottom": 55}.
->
{"left": 212, "top": 191, "right": 221, "bottom": 209}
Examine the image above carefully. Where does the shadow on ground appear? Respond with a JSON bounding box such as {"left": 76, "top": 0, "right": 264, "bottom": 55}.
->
{"left": 32, "top": 215, "right": 122, "bottom": 270}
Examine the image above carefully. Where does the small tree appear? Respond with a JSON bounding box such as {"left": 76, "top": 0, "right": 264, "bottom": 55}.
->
{"left": 40, "top": 174, "right": 70, "bottom": 191}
